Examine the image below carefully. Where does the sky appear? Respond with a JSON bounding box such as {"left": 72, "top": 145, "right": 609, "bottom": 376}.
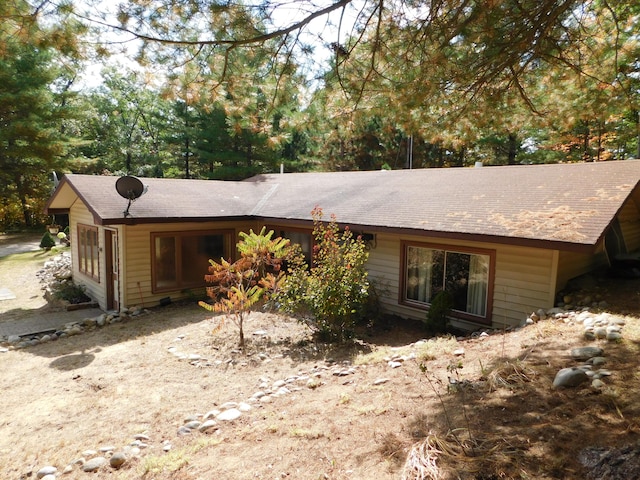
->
{"left": 76, "top": 0, "right": 363, "bottom": 90}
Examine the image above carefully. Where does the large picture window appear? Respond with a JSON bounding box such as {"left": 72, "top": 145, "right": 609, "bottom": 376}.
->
{"left": 78, "top": 224, "right": 99, "bottom": 281}
{"left": 403, "top": 242, "right": 494, "bottom": 322}
{"left": 152, "top": 231, "right": 231, "bottom": 292}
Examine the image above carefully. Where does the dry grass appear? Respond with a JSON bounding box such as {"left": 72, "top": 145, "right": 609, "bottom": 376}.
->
{"left": 485, "top": 360, "right": 538, "bottom": 391}
{"left": 3, "top": 250, "right": 640, "bottom": 479}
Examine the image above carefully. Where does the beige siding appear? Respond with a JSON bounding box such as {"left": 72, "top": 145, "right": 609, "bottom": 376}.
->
{"left": 556, "top": 243, "right": 608, "bottom": 292}
{"left": 68, "top": 202, "right": 107, "bottom": 308}
{"left": 492, "top": 245, "right": 556, "bottom": 328}
{"left": 618, "top": 198, "right": 640, "bottom": 253}
{"left": 366, "top": 233, "right": 558, "bottom": 329}
{"left": 120, "top": 220, "right": 258, "bottom": 309}
{"left": 64, "top": 205, "right": 608, "bottom": 329}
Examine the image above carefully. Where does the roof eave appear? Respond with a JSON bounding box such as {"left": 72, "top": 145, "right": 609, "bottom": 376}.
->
{"left": 98, "top": 215, "right": 257, "bottom": 226}
{"left": 250, "top": 217, "right": 599, "bottom": 253}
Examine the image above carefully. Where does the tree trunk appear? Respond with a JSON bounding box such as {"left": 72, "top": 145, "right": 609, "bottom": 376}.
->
{"left": 507, "top": 133, "right": 518, "bottom": 165}
{"left": 582, "top": 121, "right": 591, "bottom": 161}
{"left": 238, "top": 315, "right": 245, "bottom": 350}
{"left": 15, "top": 174, "right": 32, "bottom": 227}
{"left": 636, "top": 110, "right": 640, "bottom": 160}
{"left": 596, "top": 120, "right": 603, "bottom": 162}
{"left": 184, "top": 136, "right": 190, "bottom": 179}
{"left": 437, "top": 145, "right": 445, "bottom": 167}
{"left": 459, "top": 146, "right": 466, "bottom": 166}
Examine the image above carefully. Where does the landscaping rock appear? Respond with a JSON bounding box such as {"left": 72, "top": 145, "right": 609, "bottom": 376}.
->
{"left": 82, "top": 456, "right": 107, "bottom": 472}
{"left": 109, "top": 452, "right": 127, "bottom": 469}
{"left": 36, "top": 466, "right": 57, "bottom": 478}
{"left": 553, "top": 367, "right": 589, "bottom": 388}
{"left": 217, "top": 408, "right": 242, "bottom": 421}
{"left": 571, "top": 346, "right": 604, "bottom": 361}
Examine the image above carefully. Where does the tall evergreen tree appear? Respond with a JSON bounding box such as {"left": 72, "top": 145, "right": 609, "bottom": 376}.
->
{"left": 0, "top": 35, "right": 66, "bottom": 226}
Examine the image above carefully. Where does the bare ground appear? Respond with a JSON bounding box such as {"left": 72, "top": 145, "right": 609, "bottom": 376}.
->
{"left": 2, "top": 243, "right": 640, "bottom": 479}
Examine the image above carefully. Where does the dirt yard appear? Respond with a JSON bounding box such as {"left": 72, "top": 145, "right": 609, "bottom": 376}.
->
{"left": 2, "top": 244, "right": 640, "bottom": 479}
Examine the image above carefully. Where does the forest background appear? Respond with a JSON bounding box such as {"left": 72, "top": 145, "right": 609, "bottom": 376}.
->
{"left": 2, "top": 0, "right": 640, "bottom": 230}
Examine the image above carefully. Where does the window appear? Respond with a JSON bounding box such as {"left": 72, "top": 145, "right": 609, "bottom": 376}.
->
{"left": 278, "top": 229, "right": 313, "bottom": 265}
{"left": 78, "top": 224, "right": 99, "bottom": 281}
{"left": 403, "top": 242, "right": 494, "bottom": 322}
{"left": 152, "top": 231, "right": 231, "bottom": 292}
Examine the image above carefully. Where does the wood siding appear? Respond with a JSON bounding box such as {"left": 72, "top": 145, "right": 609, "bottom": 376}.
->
{"left": 556, "top": 243, "right": 608, "bottom": 293}
{"left": 69, "top": 202, "right": 107, "bottom": 308}
{"left": 366, "top": 233, "right": 558, "bottom": 329}
{"left": 64, "top": 204, "right": 615, "bottom": 330}
{"left": 618, "top": 197, "right": 640, "bottom": 253}
{"left": 120, "top": 220, "right": 259, "bottom": 308}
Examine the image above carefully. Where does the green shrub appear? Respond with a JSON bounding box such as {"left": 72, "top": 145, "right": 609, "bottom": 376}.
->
{"left": 424, "top": 290, "right": 453, "bottom": 334}
{"left": 39, "top": 232, "right": 56, "bottom": 250}
{"left": 52, "top": 281, "right": 91, "bottom": 304}
{"left": 276, "top": 207, "right": 370, "bottom": 343}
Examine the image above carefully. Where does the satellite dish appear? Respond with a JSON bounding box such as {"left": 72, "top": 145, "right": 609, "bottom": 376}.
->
{"left": 115, "top": 176, "right": 146, "bottom": 217}
{"left": 116, "top": 175, "right": 145, "bottom": 200}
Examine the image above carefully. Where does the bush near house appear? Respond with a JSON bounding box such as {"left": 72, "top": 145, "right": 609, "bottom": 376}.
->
{"left": 39, "top": 231, "right": 56, "bottom": 250}
{"left": 424, "top": 290, "right": 453, "bottom": 334}
{"left": 199, "top": 227, "right": 290, "bottom": 349}
{"left": 276, "top": 207, "right": 370, "bottom": 342}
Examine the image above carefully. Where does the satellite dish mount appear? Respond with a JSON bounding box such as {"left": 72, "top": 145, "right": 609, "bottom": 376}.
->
{"left": 115, "top": 176, "right": 146, "bottom": 217}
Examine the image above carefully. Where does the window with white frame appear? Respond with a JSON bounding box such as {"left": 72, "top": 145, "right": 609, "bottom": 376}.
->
{"left": 403, "top": 243, "right": 493, "bottom": 321}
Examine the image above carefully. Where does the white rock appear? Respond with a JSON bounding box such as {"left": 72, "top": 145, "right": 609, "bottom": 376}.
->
{"left": 204, "top": 409, "right": 221, "bottom": 419}
{"left": 37, "top": 466, "right": 57, "bottom": 478}
{"left": 216, "top": 408, "right": 242, "bottom": 421}
{"left": 199, "top": 419, "right": 218, "bottom": 432}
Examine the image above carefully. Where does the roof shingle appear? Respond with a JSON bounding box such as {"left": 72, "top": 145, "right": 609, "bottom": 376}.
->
{"left": 46, "top": 160, "right": 640, "bottom": 251}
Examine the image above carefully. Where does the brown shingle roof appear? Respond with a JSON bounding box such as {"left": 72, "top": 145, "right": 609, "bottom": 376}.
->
{"left": 47, "top": 161, "right": 640, "bottom": 251}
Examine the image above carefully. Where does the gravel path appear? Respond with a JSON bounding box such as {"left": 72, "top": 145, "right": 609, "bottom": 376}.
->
{"left": 0, "top": 236, "right": 42, "bottom": 258}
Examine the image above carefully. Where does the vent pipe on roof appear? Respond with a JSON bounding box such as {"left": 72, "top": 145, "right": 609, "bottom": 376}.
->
{"left": 474, "top": 161, "right": 483, "bottom": 168}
